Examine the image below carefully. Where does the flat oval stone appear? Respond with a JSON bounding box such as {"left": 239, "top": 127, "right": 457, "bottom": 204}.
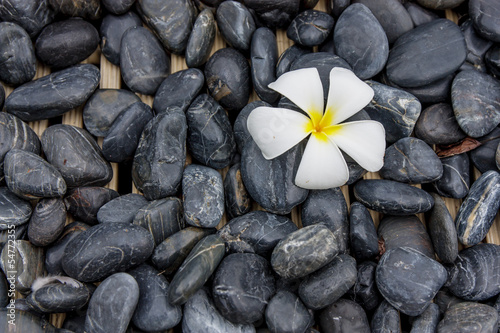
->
{"left": 0, "top": 22, "right": 36, "bottom": 86}
{"left": 212, "top": 253, "right": 275, "bottom": 324}
{"left": 120, "top": 26, "right": 170, "bottom": 95}
{"left": 452, "top": 70, "right": 500, "bottom": 138}
{"left": 233, "top": 101, "right": 271, "bottom": 154}
{"left": 334, "top": 3, "right": 389, "bottom": 79}
{"left": 97, "top": 194, "right": 148, "bottom": 224}
{"left": 271, "top": 224, "right": 339, "bottom": 279}
{"left": 28, "top": 198, "right": 67, "bottom": 247}
{"left": 133, "top": 197, "right": 185, "bottom": 246}
{"left": 5, "top": 64, "right": 100, "bottom": 122}
{"left": 438, "top": 302, "right": 498, "bottom": 333}
{"left": 137, "top": 0, "right": 196, "bottom": 54}
{"left": 35, "top": 18, "right": 99, "bottom": 68}
{"left": 349, "top": 202, "right": 379, "bottom": 261}
{"left": 0, "top": 0, "right": 55, "bottom": 38}
{"left": 186, "top": 9, "right": 216, "bottom": 68}
{"left": 243, "top": 0, "right": 299, "bottom": 29}
{"left": 276, "top": 44, "right": 311, "bottom": 78}
{"left": 223, "top": 163, "right": 252, "bottom": 220}
{"left": 26, "top": 281, "right": 94, "bottom": 313}
{"left": 100, "top": 12, "right": 142, "bottom": 66}
{"left": 84, "top": 273, "right": 139, "bottom": 333}
{"left": 169, "top": 234, "right": 225, "bottom": 305}
{"left": 386, "top": 19, "right": 466, "bottom": 88}
{"left": 348, "top": 261, "right": 381, "bottom": 311}
{"left": 376, "top": 247, "right": 447, "bottom": 316}
{"left": 287, "top": 9, "right": 334, "bottom": 47}
{"left": 265, "top": 291, "right": 312, "bottom": 333}
{"left": 186, "top": 94, "right": 236, "bottom": 169}
{"left": 241, "top": 140, "right": 308, "bottom": 215}
{"left": 365, "top": 80, "right": 422, "bottom": 143}
{"left": 470, "top": 0, "right": 500, "bottom": 42}
{"left": 0, "top": 187, "right": 32, "bottom": 230}
{"left": 455, "top": 170, "right": 500, "bottom": 246}
{"left": 251, "top": 27, "right": 280, "bottom": 104}
{"left": 129, "top": 264, "right": 182, "bottom": 331}
{"left": 4, "top": 149, "right": 66, "bottom": 200}
{"left": 64, "top": 187, "right": 118, "bottom": 224}
{"left": 153, "top": 68, "right": 205, "bottom": 115}
{"left": 411, "top": 303, "right": 440, "bottom": 333}
{"left": 354, "top": 179, "right": 434, "bottom": 215}
{"left": 62, "top": 223, "right": 155, "bottom": 282}
{"left": 216, "top": 1, "right": 255, "bottom": 52}
{"left": 132, "top": 111, "right": 187, "bottom": 200}
{"left": 380, "top": 137, "right": 443, "bottom": 183}
{"left": 320, "top": 299, "right": 371, "bottom": 333}
{"left": 415, "top": 103, "right": 467, "bottom": 145}
{"left": 49, "top": 0, "right": 101, "bottom": 20}
{"left": 469, "top": 127, "right": 500, "bottom": 173}
{"left": 427, "top": 193, "right": 459, "bottom": 264}
{"left": 301, "top": 188, "right": 348, "bottom": 253}
{"left": 434, "top": 153, "right": 470, "bottom": 199}
{"left": 102, "top": 0, "right": 134, "bottom": 14}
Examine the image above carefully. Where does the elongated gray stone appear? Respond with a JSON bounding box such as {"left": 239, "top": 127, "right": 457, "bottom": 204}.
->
{"left": 350, "top": 202, "right": 379, "bottom": 261}
{"left": 216, "top": 1, "right": 255, "bottom": 52}
{"left": 0, "top": 187, "right": 32, "bottom": 230}
{"left": 251, "top": 27, "right": 280, "bottom": 103}
{"left": 26, "top": 281, "right": 95, "bottom": 313}
{"left": 427, "top": 193, "right": 459, "bottom": 264}
{"left": 223, "top": 163, "right": 252, "bottom": 220}
{"left": 186, "top": 9, "right": 216, "bottom": 68}
{"left": 97, "top": 194, "right": 148, "bottom": 224}
{"left": 434, "top": 153, "right": 470, "bottom": 199}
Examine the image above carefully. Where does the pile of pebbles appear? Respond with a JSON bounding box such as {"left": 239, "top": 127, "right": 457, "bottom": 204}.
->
{"left": 0, "top": 0, "right": 500, "bottom": 332}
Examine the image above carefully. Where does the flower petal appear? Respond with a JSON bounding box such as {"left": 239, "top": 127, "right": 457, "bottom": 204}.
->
{"left": 247, "top": 106, "right": 312, "bottom": 159}
{"left": 295, "top": 132, "right": 349, "bottom": 189}
{"left": 268, "top": 68, "right": 324, "bottom": 125}
{"left": 322, "top": 67, "right": 374, "bottom": 126}
{"left": 327, "top": 120, "right": 386, "bottom": 172}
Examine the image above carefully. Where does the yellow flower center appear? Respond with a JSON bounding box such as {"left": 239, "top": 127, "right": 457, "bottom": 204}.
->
{"left": 305, "top": 108, "right": 341, "bottom": 142}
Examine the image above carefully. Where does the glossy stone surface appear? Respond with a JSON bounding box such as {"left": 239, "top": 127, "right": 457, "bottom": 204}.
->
{"left": 62, "top": 223, "right": 155, "bottom": 282}
{"left": 28, "top": 198, "right": 66, "bottom": 247}
{"left": 470, "top": 127, "right": 500, "bottom": 173}
{"left": 427, "top": 193, "right": 459, "bottom": 263}
{"left": 470, "top": 0, "right": 500, "bottom": 42}
{"left": 334, "top": 3, "right": 389, "bottom": 79}
{"left": 35, "top": 18, "right": 99, "bottom": 68}
{"left": 100, "top": 12, "right": 142, "bottom": 66}
{"left": 411, "top": 303, "right": 440, "bottom": 333}
{"left": 0, "top": 22, "right": 36, "bottom": 86}
{"left": 287, "top": 10, "right": 334, "bottom": 47}
{"left": 186, "top": 9, "right": 216, "bottom": 68}
{"left": 97, "top": 194, "right": 148, "bottom": 224}
{"left": 6, "top": 64, "right": 100, "bottom": 122}
{"left": 320, "top": 299, "right": 371, "bottom": 333}
{"left": 26, "top": 282, "right": 94, "bottom": 313}
{"left": 223, "top": 163, "right": 252, "bottom": 220}
{"left": 276, "top": 44, "right": 311, "bottom": 78}
{"left": 243, "top": 0, "right": 299, "bottom": 29}
{"left": 233, "top": 101, "right": 271, "bottom": 153}
{"left": 4, "top": 149, "right": 66, "bottom": 200}
{"left": 120, "top": 26, "right": 170, "bottom": 95}
{"left": 434, "top": 153, "right": 470, "bottom": 199}
{"left": 271, "top": 224, "right": 338, "bottom": 279}
{"left": 132, "top": 111, "right": 187, "bottom": 200}
{"left": 251, "top": 27, "right": 280, "bottom": 104}
{"left": 186, "top": 94, "right": 236, "bottom": 169}
{"left": 84, "top": 273, "right": 139, "bottom": 333}
{"left": 216, "top": 1, "right": 255, "bottom": 52}
{"left": 438, "top": 302, "right": 498, "bottom": 333}
{"left": 349, "top": 202, "right": 379, "bottom": 261}
{"left": 0, "top": 187, "right": 32, "bottom": 230}
{"left": 354, "top": 179, "right": 434, "bottom": 215}
{"left": 371, "top": 300, "right": 400, "bottom": 333}
{"left": 348, "top": 261, "right": 381, "bottom": 311}
{"left": 265, "top": 290, "right": 312, "bottom": 333}
{"left": 415, "top": 103, "right": 467, "bottom": 145}
{"left": 0, "top": 0, "right": 55, "bottom": 38}
{"left": 49, "top": 0, "right": 101, "bottom": 20}
{"left": 64, "top": 187, "right": 118, "bottom": 225}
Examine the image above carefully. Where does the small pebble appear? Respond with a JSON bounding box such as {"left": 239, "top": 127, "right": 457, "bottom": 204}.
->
{"left": 28, "top": 198, "right": 66, "bottom": 247}
{"left": 287, "top": 10, "right": 334, "bottom": 47}
{"left": 186, "top": 9, "right": 217, "bottom": 68}
{"left": 433, "top": 153, "right": 470, "bottom": 199}
{"left": 216, "top": 1, "right": 256, "bottom": 52}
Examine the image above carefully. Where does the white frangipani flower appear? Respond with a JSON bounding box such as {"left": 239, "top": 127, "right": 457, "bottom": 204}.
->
{"left": 247, "top": 67, "right": 386, "bottom": 189}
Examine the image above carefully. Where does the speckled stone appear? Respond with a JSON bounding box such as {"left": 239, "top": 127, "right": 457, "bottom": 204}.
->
{"left": 233, "top": 101, "right": 271, "bottom": 154}
{"left": 376, "top": 247, "right": 447, "bottom": 316}
{"left": 64, "top": 187, "right": 118, "bottom": 225}
{"left": 186, "top": 9, "right": 216, "bottom": 68}
{"left": 132, "top": 111, "right": 187, "bottom": 200}
{"left": 405, "top": 2, "right": 439, "bottom": 26}
{"left": 469, "top": 127, "right": 500, "bottom": 173}
{"left": 265, "top": 290, "right": 312, "bottom": 333}
{"left": 0, "top": 187, "right": 32, "bottom": 230}
{"left": 243, "top": 0, "right": 299, "bottom": 29}
{"left": 438, "top": 302, "right": 498, "bottom": 333}
{"left": 26, "top": 281, "right": 95, "bottom": 313}
{"left": 434, "top": 153, "right": 470, "bottom": 199}
{"left": 216, "top": 1, "right": 255, "bottom": 52}
{"left": 100, "top": 12, "right": 142, "bottom": 66}
{"left": 411, "top": 303, "right": 440, "bottom": 333}
{"left": 349, "top": 202, "right": 379, "bottom": 261}
{"left": 276, "top": 44, "right": 311, "bottom": 78}
{"left": 251, "top": 27, "right": 280, "bottom": 104}
{"left": 287, "top": 10, "right": 334, "bottom": 47}
{"left": 0, "top": 0, "right": 55, "bottom": 38}
{"left": 49, "top": 0, "right": 101, "bottom": 20}
{"left": 28, "top": 198, "right": 66, "bottom": 247}
{"left": 223, "top": 163, "right": 252, "bottom": 220}
{"left": 371, "top": 300, "right": 401, "bottom": 333}
{"left": 348, "top": 261, "right": 381, "bottom": 311}
{"left": 97, "top": 194, "right": 148, "bottom": 224}
{"left": 0, "top": 22, "right": 36, "bottom": 86}
{"left": 84, "top": 273, "right": 139, "bottom": 333}
{"left": 414, "top": 103, "right": 467, "bottom": 145}
{"left": 320, "top": 299, "right": 371, "bottom": 333}
{"left": 62, "top": 223, "right": 155, "bottom": 282}
{"left": 6, "top": 64, "right": 100, "bottom": 122}
{"left": 271, "top": 224, "right": 339, "bottom": 279}
{"left": 102, "top": 0, "right": 135, "bottom": 14}
{"left": 470, "top": 0, "right": 500, "bottom": 42}
{"left": 427, "top": 193, "right": 459, "bottom": 264}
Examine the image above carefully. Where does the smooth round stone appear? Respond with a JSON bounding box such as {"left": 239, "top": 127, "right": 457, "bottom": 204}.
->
{"left": 84, "top": 273, "right": 139, "bottom": 333}
{"left": 470, "top": 127, "right": 500, "bottom": 173}
{"left": 216, "top": 1, "right": 255, "bottom": 52}
{"left": 276, "top": 44, "right": 311, "bottom": 78}
{"left": 241, "top": 141, "right": 308, "bottom": 215}
{"left": 301, "top": 188, "right": 348, "bottom": 253}
{"left": 0, "top": 0, "right": 55, "bottom": 38}
{"left": 320, "top": 299, "right": 371, "bottom": 333}
{"left": 0, "top": 309, "right": 58, "bottom": 332}
{"left": 186, "top": 9, "right": 216, "bottom": 68}
{"left": 62, "top": 223, "right": 155, "bottom": 282}
{"left": 452, "top": 70, "right": 500, "bottom": 137}
{"left": 49, "top": 0, "right": 101, "bottom": 20}
{"left": 411, "top": 303, "right": 440, "bottom": 333}
{"left": 427, "top": 193, "right": 459, "bottom": 264}
{"left": 287, "top": 10, "right": 334, "bottom": 47}
{"left": 349, "top": 202, "right": 379, "bottom": 261}
{"left": 417, "top": 0, "right": 465, "bottom": 9}
{"left": 233, "top": 101, "right": 271, "bottom": 154}
{"left": 354, "top": 179, "right": 434, "bottom": 215}
{"left": 120, "top": 26, "right": 170, "bottom": 95}
{"left": 455, "top": 170, "right": 500, "bottom": 246}
{"left": 0, "top": 22, "right": 36, "bottom": 86}
{"left": 133, "top": 197, "right": 185, "bottom": 246}
{"left": 183, "top": 288, "right": 256, "bottom": 333}
{"left": 28, "top": 198, "right": 67, "bottom": 247}
{"left": 271, "top": 224, "right": 339, "bottom": 279}
{"left": 348, "top": 261, "right": 381, "bottom": 311}
{"left": 380, "top": 137, "right": 443, "bottom": 183}
{"left": 298, "top": 254, "right": 357, "bottom": 310}
{"left": 224, "top": 163, "right": 252, "bottom": 220}
{"left": 439, "top": 303, "right": 498, "bottom": 333}
{"left": 334, "top": 3, "right": 389, "bottom": 79}
{"left": 4, "top": 149, "right": 66, "bottom": 200}
{"left": 6, "top": 64, "right": 100, "bottom": 122}
{"left": 376, "top": 247, "right": 447, "bottom": 316}
{"left": 169, "top": 234, "right": 225, "bottom": 305}
{"left": 35, "top": 18, "right": 99, "bottom": 68}
{"left": 265, "top": 291, "right": 312, "bottom": 333}
{"left": 378, "top": 215, "right": 435, "bottom": 258}
{"left": 152, "top": 227, "right": 215, "bottom": 275}
{"left": 26, "top": 282, "right": 94, "bottom": 313}
{"left": 153, "top": 68, "right": 204, "bottom": 115}
{"left": 100, "top": 12, "right": 142, "bottom": 66}
{"left": 137, "top": 0, "right": 196, "bottom": 54}
{"left": 102, "top": 0, "right": 135, "bottom": 14}
{"left": 213, "top": 253, "right": 275, "bottom": 324}
{"left": 485, "top": 44, "right": 500, "bottom": 76}
{"left": 186, "top": 94, "right": 236, "bottom": 169}
{"left": 405, "top": 2, "right": 440, "bottom": 26}
{"left": 371, "top": 300, "right": 401, "bottom": 333}
{"left": 218, "top": 211, "right": 297, "bottom": 255}
{"left": 64, "top": 187, "right": 118, "bottom": 225}
{"left": 434, "top": 153, "right": 470, "bottom": 199}
{"left": 415, "top": 103, "right": 467, "bottom": 145}
{"left": 365, "top": 80, "right": 421, "bottom": 143}
{"left": 97, "top": 194, "right": 148, "bottom": 224}
{"left": 102, "top": 101, "right": 154, "bottom": 163}
{"left": 470, "top": 0, "right": 500, "bottom": 42}
{"left": 0, "top": 187, "right": 32, "bottom": 230}
{"left": 461, "top": 19, "right": 493, "bottom": 67}
{"left": 386, "top": 19, "right": 466, "bottom": 88}
{"left": 205, "top": 48, "right": 251, "bottom": 114}
{"left": 132, "top": 111, "right": 187, "bottom": 200}
{"left": 251, "top": 27, "right": 280, "bottom": 104}
{"left": 129, "top": 264, "right": 182, "bottom": 331}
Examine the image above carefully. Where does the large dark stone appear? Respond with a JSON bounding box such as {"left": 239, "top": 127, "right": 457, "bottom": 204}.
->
{"left": 223, "top": 163, "right": 252, "bottom": 220}
{"left": 28, "top": 198, "right": 66, "bottom": 247}
{"left": 433, "top": 153, "right": 470, "bottom": 199}
{"left": 438, "top": 302, "right": 498, "bottom": 333}
{"left": 49, "top": 0, "right": 101, "bottom": 20}
{"left": 216, "top": 1, "right": 255, "bottom": 52}
{"left": 320, "top": 299, "right": 371, "bottom": 333}
{"left": 64, "top": 187, "right": 118, "bottom": 225}
{"left": 349, "top": 202, "right": 379, "bottom": 261}
{"left": 100, "top": 12, "right": 142, "bottom": 66}
{"left": 26, "top": 281, "right": 95, "bottom": 313}
{"left": 427, "top": 193, "right": 459, "bottom": 264}
{"left": 470, "top": 0, "right": 500, "bottom": 42}
{"left": 97, "top": 194, "right": 148, "bottom": 224}
{"left": 287, "top": 10, "right": 334, "bottom": 47}
{"left": 0, "top": 0, "right": 55, "bottom": 38}
{"left": 265, "top": 291, "right": 312, "bottom": 333}
{"left": 186, "top": 9, "right": 216, "bottom": 68}
{"left": 243, "top": 0, "right": 300, "bottom": 29}
{"left": 0, "top": 187, "right": 32, "bottom": 230}
{"left": 251, "top": 27, "right": 280, "bottom": 103}
{"left": 414, "top": 103, "right": 467, "bottom": 145}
